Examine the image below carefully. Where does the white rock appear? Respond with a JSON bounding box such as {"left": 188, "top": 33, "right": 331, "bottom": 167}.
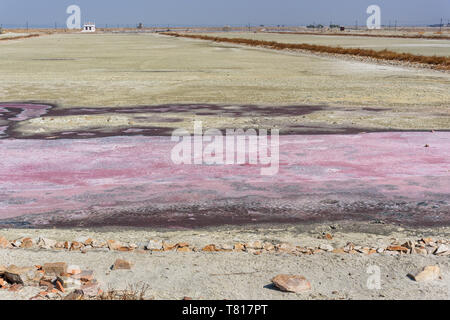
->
{"left": 434, "top": 244, "right": 450, "bottom": 256}
{"left": 37, "top": 237, "right": 57, "bottom": 249}
{"left": 220, "top": 244, "right": 234, "bottom": 250}
{"left": 319, "top": 244, "right": 334, "bottom": 252}
{"left": 91, "top": 239, "right": 106, "bottom": 248}
{"left": 145, "top": 240, "right": 163, "bottom": 250}
{"left": 246, "top": 241, "right": 263, "bottom": 249}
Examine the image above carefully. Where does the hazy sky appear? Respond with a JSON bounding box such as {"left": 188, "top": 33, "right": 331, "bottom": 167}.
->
{"left": 0, "top": 0, "right": 449, "bottom": 27}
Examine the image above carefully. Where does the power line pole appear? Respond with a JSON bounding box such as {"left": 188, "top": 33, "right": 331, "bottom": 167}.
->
{"left": 440, "top": 18, "right": 443, "bottom": 32}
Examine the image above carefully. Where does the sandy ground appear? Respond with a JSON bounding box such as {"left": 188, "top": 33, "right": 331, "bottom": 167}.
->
{"left": 0, "top": 32, "right": 448, "bottom": 301}
{"left": 0, "top": 221, "right": 449, "bottom": 300}
{"left": 0, "top": 33, "right": 449, "bottom": 132}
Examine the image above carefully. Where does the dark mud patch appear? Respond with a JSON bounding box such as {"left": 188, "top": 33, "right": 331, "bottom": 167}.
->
{"left": 1, "top": 199, "right": 449, "bottom": 229}
{"left": 1, "top": 102, "right": 447, "bottom": 140}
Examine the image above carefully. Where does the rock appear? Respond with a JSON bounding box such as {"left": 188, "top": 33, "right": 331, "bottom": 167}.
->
{"left": 57, "top": 276, "right": 80, "bottom": 289}
{"left": 43, "top": 262, "right": 67, "bottom": 276}
{"left": 263, "top": 242, "right": 275, "bottom": 251}
{"left": 112, "top": 259, "right": 133, "bottom": 270}
{"left": 91, "top": 239, "right": 106, "bottom": 248}
{"left": 70, "top": 241, "right": 83, "bottom": 251}
{"left": 233, "top": 243, "right": 245, "bottom": 251}
{"left": 402, "top": 241, "right": 414, "bottom": 249}
{"left": 20, "top": 237, "right": 33, "bottom": 248}
{"left": 107, "top": 240, "right": 122, "bottom": 250}
{"left": 413, "top": 266, "right": 441, "bottom": 282}
{"left": 118, "top": 246, "right": 133, "bottom": 252}
{"left": 3, "top": 265, "right": 34, "bottom": 285}
{"left": 162, "top": 242, "right": 176, "bottom": 251}
{"left": 246, "top": 241, "right": 263, "bottom": 249}
{"left": 414, "top": 247, "right": 428, "bottom": 255}
{"left": 176, "top": 242, "right": 189, "bottom": 248}
{"left": 202, "top": 244, "right": 218, "bottom": 252}
{"left": 39, "top": 279, "right": 54, "bottom": 290}
{"left": 276, "top": 243, "right": 295, "bottom": 253}
{"left": 37, "top": 237, "right": 57, "bottom": 249}
{"left": 72, "top": 270, "right": 94, "bottom": 282}
{"left": 177, "top": 247, "right": 191, "bottom": 252}
{"left": 64, "top": 289, "right": 84, "bottom": 300}
{"left": 323, "top": 233, "right": 333, "bottom": 240}
{"left": 54, "top": 242, "right": 65, "bottom": 249}
{"left": 55, "top": 279, "right": 65, "bottom": 292}
{"left": 386, "top": 245, "right": 408, "bottom": 253}
{"left": 356, "top": 247, "right": 370, "bottom": 254}
{"left": 271, "top": 274, "right": 311, "bottom": 293}
{"left": 81, "top": 283, "right": 100, "bottom": 297}
{"left": 84, "top": 238, "right": 93, "bottom": 246}
{"left": 11, "top": 239, "right": 22, "bottom": 247}
{"left": 319, "top": 244, "right": 334, "bottom": 252}
{"left": 0, "top": 236, "right": 11, "bottom": 248}
{"left": 434, "top": 244, "right": 450, "bottom": 256}
{"left": 67, "top": 265, "right": 81, "bottom": 275}
{"left": 343, "top": 242, "right": 354, "bottom": 253}
{"left": 332, "top": 248, "right": 346, "bottom": 254}
{"left": 220, "top": 244, "right": 234, "bottom": 251}
{"left": 0, "top": 278, "right": 6, "bottom": 288}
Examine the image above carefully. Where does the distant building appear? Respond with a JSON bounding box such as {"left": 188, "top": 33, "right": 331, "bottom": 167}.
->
{"left": 82, "top": 23, "right": 96, "bottom": 33}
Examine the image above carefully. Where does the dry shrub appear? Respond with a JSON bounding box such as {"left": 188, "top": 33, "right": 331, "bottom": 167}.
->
{"left": 273, "top": 31, "right": 450, "bottom": 40}
{"left": 163, "top": 33, "right": 450, "bottom": 70}
{"left": 97, "top": 283, "right": 151, "bottom": 300}
{"left": 0, "top": 34, "right": 40, "bottom": 41}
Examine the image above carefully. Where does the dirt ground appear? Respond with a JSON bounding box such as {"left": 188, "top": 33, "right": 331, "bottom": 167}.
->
{"left": 0, "top": 33, "right": 449, "bottom": 134}
{"left": 0, "top": 221, "right": 449, "bottom": 300}
{"left": 0, "top": 32, "right": 449, "bottom": 301}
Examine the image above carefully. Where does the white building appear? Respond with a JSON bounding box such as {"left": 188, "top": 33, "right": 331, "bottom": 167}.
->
{"left": 82, "top": 23, "right": 96, "bottom": 33}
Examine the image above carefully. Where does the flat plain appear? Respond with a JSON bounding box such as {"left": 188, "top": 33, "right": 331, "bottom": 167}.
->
{"left": 0, "top": 33, "right": 449, "bottom": 136}
{"left": 0, "top": 31, "right": 449, "bottom": 300}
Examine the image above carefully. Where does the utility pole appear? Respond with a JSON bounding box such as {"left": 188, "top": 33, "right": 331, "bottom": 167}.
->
{"left": 394, "top": 20, "right": 397, "bottom": 31}
{"left": 440, "top": 18, "right": 443, "bottom": 32}
{"left": 355, "top": 20, "right": 358, "bottom": 30}
{"left": 26, "top": 21, "right": 28, "bottom": 31}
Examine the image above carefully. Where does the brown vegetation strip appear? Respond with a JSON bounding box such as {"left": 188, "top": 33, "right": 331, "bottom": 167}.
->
{"left": 0, "top": 34, "right": 40, "bottom": 41}
{"left": 163, "top": 33, "right": 450, "bottom": 70}
{"left": 270, "top": 31, "right": 450, "bottom": 40}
